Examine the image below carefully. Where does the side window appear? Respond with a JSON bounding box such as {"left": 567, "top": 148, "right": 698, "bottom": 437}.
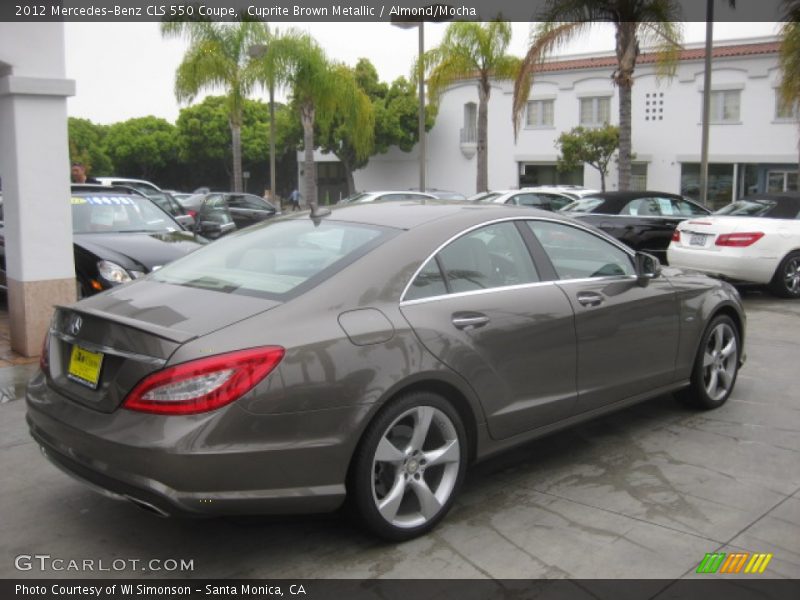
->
{"left": 527, "top": 221, "right": 634, "bottom": 280}
{"left": 405, "top": 259, "right": 447, "bottom": 301}
{"left": 404, "top": 222, "right": 540, "bottom": 300}
{"left": 620, "top": 198, "right": 661, "bottom": 216}
{"left": 513, "top": 193, "right": 540, "bottom": 207}
{"left": 673, "top": 198, "right": 708, "bottom": 216}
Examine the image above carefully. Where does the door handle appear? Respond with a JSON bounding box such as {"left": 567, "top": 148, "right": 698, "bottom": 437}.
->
{"left": 576, "top": 292, "right": 604, "bottom": 307}
{"left": 451, "top": 313, "right": 490, "bottom": 330}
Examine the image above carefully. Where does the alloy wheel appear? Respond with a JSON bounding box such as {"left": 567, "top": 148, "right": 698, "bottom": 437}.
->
{"left": 371, "top": 405, "right": 461, "bottom": 529}
{"left": 701, "top": 322, "right": 738, "bottom": 402}
{"left": 783, "top": 256, "right": 800, "bottom": 296}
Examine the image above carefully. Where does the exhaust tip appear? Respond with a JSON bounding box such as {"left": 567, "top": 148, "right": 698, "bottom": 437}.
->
{"left": 124, "top": 495, "right": 170, "bottom": 518}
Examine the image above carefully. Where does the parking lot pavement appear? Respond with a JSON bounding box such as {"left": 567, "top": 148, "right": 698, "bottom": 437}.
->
{"left": 1, "top": 292, "right": 798, "bottom": 580}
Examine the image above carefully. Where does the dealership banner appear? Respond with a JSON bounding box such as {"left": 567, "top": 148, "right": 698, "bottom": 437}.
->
{"left": 0, "top": 0, "right": 790, "bottom": 23}
{"left": 4, "top": 580, "right": 800, "bottom": 600}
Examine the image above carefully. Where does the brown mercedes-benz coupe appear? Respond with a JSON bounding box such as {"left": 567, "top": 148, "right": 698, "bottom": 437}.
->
{"left": 27, "top": 202, "right": 745, "bottom": 540}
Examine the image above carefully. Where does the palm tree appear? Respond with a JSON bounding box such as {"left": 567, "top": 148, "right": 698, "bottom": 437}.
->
{"left": 270, "top": 32, "right": 373, "bottom": 208}
{"left": 161, "top": 21, "right": 268, "bottom": 192}
{"left": 425, "top": 21, "right": 520, "bottom": 193}
{"left": 513, "top": 1, "right": 683, "bottom": 191}
{"left": 779, "top": 0, "right": 800, "bottom": 172}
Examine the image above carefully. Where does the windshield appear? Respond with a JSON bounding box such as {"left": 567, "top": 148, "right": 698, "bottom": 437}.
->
{"left": 560, "top": 198, "right": 604, "bottom": 213}
{"left": 714, "top": 199, "right": 777, "bottom": 217}
{"left": 71, "top": 194, "right": 179, "bottom": 234}
{"left": 152, "top": 219, "right": 395, "bottom": 298}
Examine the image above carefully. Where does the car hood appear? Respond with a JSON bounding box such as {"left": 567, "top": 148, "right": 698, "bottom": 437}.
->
{"left": 74, "top": 230, "right": 206, "bottom": 271}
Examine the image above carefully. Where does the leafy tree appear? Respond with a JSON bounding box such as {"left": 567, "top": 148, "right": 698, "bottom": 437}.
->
{"left": 68, "top": 117, "right": 112, "bottom": 176}
{"left": 513, "top": 1, "right": 682, "bottom": 190}
{"left": 175, "top": 95, "right": 300, "bottom": 192}
{"left": 270, "top": 32, "right": 373, "bottom": 207}
{"left": 316, "top": 59, "right": 433, "bottom": 195}
{"left": 425, "top": 21, "right": 520, "bottom": 193}
{"left": 161, "top": 21, "right": 269, "bottom": 192}
{"left": 103, "top": 116, "right": 178, "bottom": 180}
{"left": 779, "top": 0, "right": 800, "bottom": 171}
{"left": 555, "top": 125, "right": 620, "bottom": 192}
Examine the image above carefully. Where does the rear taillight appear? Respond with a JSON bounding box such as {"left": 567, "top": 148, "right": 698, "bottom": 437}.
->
{"left": 187, "top": 210, "right": 197, "bottom": 218}
{"left": 715, "top": 232, "right": 765, "bottom": 247}
{"left": 671, "top": 230, "right": 681, "bottom": 243}
{"left": 39, "top": 330, "right": 50, "bottom": 375}
{"left": 123, "top": 346, "right": 285, "bottom": 415}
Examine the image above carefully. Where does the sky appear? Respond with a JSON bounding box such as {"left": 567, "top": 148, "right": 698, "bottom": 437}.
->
{"left": 63, "top": 21, "right": 781, "bottom": 125}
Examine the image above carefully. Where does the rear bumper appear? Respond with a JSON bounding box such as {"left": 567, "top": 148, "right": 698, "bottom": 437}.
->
{"left": 26, "top": 373, "right": 367, "bottom": 517}
{"left": 667, "top": 247, "right": 777, "bottom": 285}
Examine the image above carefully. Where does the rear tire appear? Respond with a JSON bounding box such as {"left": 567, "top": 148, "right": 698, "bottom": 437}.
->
{"left": 349, "top": 392, "right": 467, "bottom": 541}
{"left": 768, "top": 251, "right": 800, "bottom": 298}
{"left": 678, "top": 315, "right": 740, "bottom": 410}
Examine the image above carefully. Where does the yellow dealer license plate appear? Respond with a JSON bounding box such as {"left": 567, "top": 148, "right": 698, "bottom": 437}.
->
{"left": 67, "top": 345, "right": 104, "bottom": 389}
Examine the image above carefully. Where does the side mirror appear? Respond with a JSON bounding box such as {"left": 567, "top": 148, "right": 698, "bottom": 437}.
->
{"left": 174, "top": 214, "right": 196, "bottom": 230}
{"left": 634, "top": 252, "right": 661, "bottom": 287}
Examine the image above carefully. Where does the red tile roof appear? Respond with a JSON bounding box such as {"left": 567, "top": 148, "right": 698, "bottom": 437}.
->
{"left": 534, "top": 41, "right": 780, "bottom": 73}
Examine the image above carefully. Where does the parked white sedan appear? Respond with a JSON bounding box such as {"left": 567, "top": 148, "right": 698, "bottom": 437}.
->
{"left": 667, "top": 194, "right": 800, "bottom": 297}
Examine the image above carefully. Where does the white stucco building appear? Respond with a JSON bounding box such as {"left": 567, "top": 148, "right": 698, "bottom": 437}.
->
{"left": 0, "top": 23, "right": 75, "bottom": 356}
{"left": 354, "top": 37, "right": 798, "bottom": 210}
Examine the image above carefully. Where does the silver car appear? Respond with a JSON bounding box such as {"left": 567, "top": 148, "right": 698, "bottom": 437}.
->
{"left": 27, "top": 202, "right": 745, "bottom": 540}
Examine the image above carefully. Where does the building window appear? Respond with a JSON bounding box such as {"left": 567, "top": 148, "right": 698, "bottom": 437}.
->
{"left": 519, "top": 163, "right": 583, "bottom": 187}
{"left": 631, "top": 163, "right": 648, "bottom": 191}
{"left": 461, "top": 102, "right": 477, "bottom": 143}
{"left": 526, "top": 99, "right": 554, "bottom": 128}
{"left": 579, "top": 96, "right": 611, "bottom": 127}
{"left": 767, "top": 170, "right": 798, "bottom": 193}
{"left": 709, "top": 90, "right": 740, "bottom": 123}
{"left": 644, "top": 92, "right": 664, "bottom": 122}
{"left": 680, "top": 163, "right": 734, "bottom": 210}
{"left": 775, "top": 92, "right": 799, "bottom": 121}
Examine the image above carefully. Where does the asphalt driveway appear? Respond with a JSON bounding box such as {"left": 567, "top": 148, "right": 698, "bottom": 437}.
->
{"left": 1, "top": 292, "right": 798, "bottom": 579}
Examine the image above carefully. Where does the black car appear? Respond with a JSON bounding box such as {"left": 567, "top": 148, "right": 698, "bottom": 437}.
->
{"left": 178, "top": 192, "right": 280, "bottom": 238}
{"left": 561, "top": 191, "right": 711, "bottom": 264}
{"left": 0, "top": 186, "right": 207, "bottom": 297}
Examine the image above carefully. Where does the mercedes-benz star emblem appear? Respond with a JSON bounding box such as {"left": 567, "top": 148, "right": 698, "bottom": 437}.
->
{"left": 67, "top": 314, "right": 82, "bottom": 336}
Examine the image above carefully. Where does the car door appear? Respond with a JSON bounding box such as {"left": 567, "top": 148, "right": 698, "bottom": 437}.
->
{"left": 400, "top": 220, "right": 578, "bottom": 440}
{"left": 225, "top": 194, "right": 275, "bottom": 229}
{"left": 526, "top": 220, "right": 679, "bottom": 414}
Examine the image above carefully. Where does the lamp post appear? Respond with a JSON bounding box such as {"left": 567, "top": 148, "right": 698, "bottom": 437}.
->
{"left": 248, "top": 43, "right": 277, "bottom": 207}
{"left": 392, "top": 20, "right": 427, "bottom": 192}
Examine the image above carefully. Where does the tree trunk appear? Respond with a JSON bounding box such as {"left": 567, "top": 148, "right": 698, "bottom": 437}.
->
{"left": 230, "top": 118, "right": 243, "bottom": 193}
{"left": 600, "top": 168, "right": 606, "bottom": 192}
{"left": 301, "top": 102, "right": 317, "bottom": 209}
{"left": 343, "top": 159, "right": 356, "bottom": 197}
{"left": 614, "top": 23, "right": 638, "bottom": 192}
{"left": 617, "top": 82, "right": 632, "bottom": 191}
{"left": 476, "top": 79, "right": 490, "bottom": 193}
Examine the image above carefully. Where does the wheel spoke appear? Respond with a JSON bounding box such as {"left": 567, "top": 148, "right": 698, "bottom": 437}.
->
{"left": 409, "top": 477, "right": 442, "bottom": 520}
{"left": 422, "top": 440, "right": 459, "bottom": 467}
{"left": 719, "top": 367, "right": 733, "bottom": 391}
{"left": 703, "top": 351, "right": 715, "bottom": 368}
{"left": 713, "top": 326, "right": 724, "bottom": 353}
{"left": 407, "top": 406, "right": 434, "bottom": 453}
{"left": 377, "top": 473, "right": 407, "bottom": 522}
{"left": 705, "top": 368, "right": 719, "bottom": 397}
{"left": 375, "top": 437, "right": 406, "bottom": 465}
{"left": 720, "top": 338, "right": 736, "bottom": 359}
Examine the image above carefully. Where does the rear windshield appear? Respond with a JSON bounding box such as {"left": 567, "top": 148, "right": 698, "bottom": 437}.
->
{"left": 152, "top": 219, "right": 395, "bottom": 299}
{"left": 560, "top": 198, "right": 605, "bottom": 213}
{"left": 714, "top": 199, "right": 777, "bottom": 217}
{"left": 71, "top": 194, "right": 179, "bottom": 233}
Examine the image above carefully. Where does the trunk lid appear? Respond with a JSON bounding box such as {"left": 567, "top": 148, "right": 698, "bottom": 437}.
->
{"left": 46, "top": 279, "right": 280, "bottom": 413}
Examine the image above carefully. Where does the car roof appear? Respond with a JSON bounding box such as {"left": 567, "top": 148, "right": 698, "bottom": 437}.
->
{"left": 585, "top": 191, "right": 684, "bottom": 200}
{"left": 302, "top": 200, "right": 560, "bottom": 230}
{"left": 71, "top": 184, "right": 141, "bottom": 196}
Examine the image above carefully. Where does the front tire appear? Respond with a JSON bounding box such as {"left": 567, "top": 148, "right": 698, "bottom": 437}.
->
{"left": 679, "top": 315, "right": 740, "bottom": 410}
{"left": 349, "top": 392, "right": 467, "bottom": 541}
{"left": 769, "top": 251, "right": 800, "bottom": 298}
